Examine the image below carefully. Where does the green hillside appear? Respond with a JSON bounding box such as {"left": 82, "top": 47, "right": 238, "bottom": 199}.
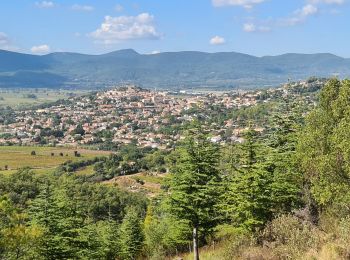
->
{"left": 0, "top": 49, "right": 349, "bottom": 89}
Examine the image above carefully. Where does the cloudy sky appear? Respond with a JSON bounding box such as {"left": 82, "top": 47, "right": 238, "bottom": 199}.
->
{"left": 0, "top": 0, "right": 349, "bottom": 56}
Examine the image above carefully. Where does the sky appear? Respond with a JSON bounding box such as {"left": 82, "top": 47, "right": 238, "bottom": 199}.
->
{"left": 0, "top": 0, "right": 349, "bottom": 56}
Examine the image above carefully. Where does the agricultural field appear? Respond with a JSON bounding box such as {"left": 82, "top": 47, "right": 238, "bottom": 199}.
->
{"left": 0, "top": 146, "right": 110, "bottom": 173}
{"left": 0, "top": 88, "right": 89, "bottom": 108}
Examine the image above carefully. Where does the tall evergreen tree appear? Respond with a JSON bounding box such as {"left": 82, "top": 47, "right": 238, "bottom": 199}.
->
{"left": 29, "top": 180, "right": 65, "bottom": 259}
{"left": 118, "top": 208, "right": 144, "bottom": 260}
{"left": 29, "top": 179, "right": 86, "bottom": 259}
{"left": 267, "top": 114, "right": 303, "bottom": 215}
{"left": 168, "top": 125, "right": 222, "bottom": 260}
{"left": 222, "top": 126, "right": 302, "bottom": 230}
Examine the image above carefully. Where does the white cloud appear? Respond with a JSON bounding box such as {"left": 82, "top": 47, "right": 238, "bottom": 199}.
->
{"left": 209, "top": 36, "right": 226, "bottom": 45}
{"left": 244, "top": 3, "right": 319, "bottom": 32}
{"left": 115, "top": 4, "right": 124, "bottom": 12}
{"left": 90, "top": 13, "right": 160, "bottom": 44}
{"left": 71, "top": 4, "right": 94, "bottom": 11}
{"left": 31, "top": 44, "right": 51, "bottom": 54}
{"left": 0, "top": 32, "right": 10, "bottom": 48}
{"left": 300, "top": 4, "right": 318, "bottom": 16}
{"left": 308, "top": 0, "right": 345, "bottom": 4}
{"left": 212, "top": 0, "right": 265, "bottom": 9}
{"left": 281, "top": 4, "right": 318, "bottom": 26}
{"left": 35, "top": 1, "right": 55, "bottom": 8}
{"left": 243, "top": 23, "right": 256, "bottom": 32}
{"left": 243, "top": 23, "right": 271, "bottom": 32}
{"left": 0, "top": 32, "right": 18, "bottom": 51}
{"left": 240, "top": 0, "right": 344, "bottom": 33}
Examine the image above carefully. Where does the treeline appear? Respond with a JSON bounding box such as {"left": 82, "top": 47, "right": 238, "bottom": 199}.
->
{"left": 0, "top": 168, "right": 147, "bottom": 259}
{"left": 83, "top": 146, "right": 168, "bottom": 182}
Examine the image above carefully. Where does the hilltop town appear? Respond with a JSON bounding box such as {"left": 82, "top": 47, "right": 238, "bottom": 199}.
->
{"left": 0, "top": 78, "right": 324, "bottom": 149}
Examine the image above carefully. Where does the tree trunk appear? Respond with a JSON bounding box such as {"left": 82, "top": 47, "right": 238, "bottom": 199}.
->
{"left": 193, "top": 226, "right": 199, "bottom": 260}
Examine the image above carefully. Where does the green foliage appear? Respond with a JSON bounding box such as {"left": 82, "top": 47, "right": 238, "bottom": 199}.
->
{"left": 71, "top": 124, "right": 85, "bottom": 136}
{"left": 168, "top": 125, "right": 222, "bottom": 240}
{"left": 3, "top": 79, "right": 350, "bottom": 259}
{"left": 144, "top": 201, "right": 190, "bottom": 259}
{"left": 0, "top": 196, "right": 43, "bottom": 259}
{"left": 78, "top": 220, "right": 120, "bottom": 259}
{"left": 2, "top": 168, "right": 41, "bottom": 208}
{"left": 0, "top": 165, "right": 148, "bottom": 259}
{"left": 261, "top": 214, "right": 321, "bottom": 259}
{"left": 231, "top": 103, "right": 275, "bottom": 126}
{"left": 298, "top": 79, "right": 350, "bottom": 208}
{"left": 222, "top": 124, "right": 302, "bottom": 230}
{"left": 223, "top": 160, "right": 275, "bottom": 230}
{"left": 118, "top": 208, "right": 145, "bottom": 260}
{"left": 143, "top": 150, "right": 167, "bottom": 172}
{"left": 0, "top": 50, "right": 342, "bottom": 89}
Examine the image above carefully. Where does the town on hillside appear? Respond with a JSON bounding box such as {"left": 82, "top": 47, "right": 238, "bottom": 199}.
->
{"left": 0, "top": 78, "right": 324, "bottom": 149}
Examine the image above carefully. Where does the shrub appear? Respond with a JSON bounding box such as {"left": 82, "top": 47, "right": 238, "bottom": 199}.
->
{"left": 222, "top": 232, "right": 255, "bottom": 260}
{"left": 134, "top": 177, "right": 145, "bottom": 185}
{"left": 213, "top": 225, "right": 255, "bottom": 260}
{"left": 261, "top": 214, "right": 322, "bottom": 259}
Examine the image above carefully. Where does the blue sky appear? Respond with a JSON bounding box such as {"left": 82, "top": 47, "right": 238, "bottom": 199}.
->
{"left": 0, "top": 0, "right": 349, "bottom": 56}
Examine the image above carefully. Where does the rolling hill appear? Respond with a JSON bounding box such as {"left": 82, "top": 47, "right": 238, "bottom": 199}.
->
{"left": 0, "top": 49, "right": 349, "bottom": 89}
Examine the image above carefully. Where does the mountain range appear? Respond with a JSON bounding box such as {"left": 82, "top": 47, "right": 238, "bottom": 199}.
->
{"left": 0, "top": 49, "right": 349, "bottom": 89}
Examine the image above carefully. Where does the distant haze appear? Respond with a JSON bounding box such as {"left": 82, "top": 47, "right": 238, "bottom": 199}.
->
{"left": 0, "top": 49, "right": 349, "bottom": 90}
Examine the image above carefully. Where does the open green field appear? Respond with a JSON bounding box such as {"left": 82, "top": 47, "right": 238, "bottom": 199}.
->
{"left": 0, "top": 146, "right": 110, "bottom": 173}
{"left": 0, "top": 88, "right": 89, "bottom": 108}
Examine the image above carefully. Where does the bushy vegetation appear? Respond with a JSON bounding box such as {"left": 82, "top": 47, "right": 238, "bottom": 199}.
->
{"left": 0, "top": 168, "right": 147, "bottom": 259}
{"left": 2, "top": 79, "right": 350, "bottom": 259}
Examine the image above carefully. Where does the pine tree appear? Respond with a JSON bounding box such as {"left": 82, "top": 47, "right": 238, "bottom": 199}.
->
{"left": 118, "top": 208, "right": 144, "bottom": 260}
{"left": 267, "top": 114, "right": 303, "bottom": 215}
{"left": 168, "top": 126, "right": 222, "bottom": 260}
{"left": 29, "top": 180, "right": 65, "bottom": 259}
{"left": 222, "top": 126, "right": 302, "bottom": 231}
{"left": 29, "top": 179, "right": 85, "bottom": 259}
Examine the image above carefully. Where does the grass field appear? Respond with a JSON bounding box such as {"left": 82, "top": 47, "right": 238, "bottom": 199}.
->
{"left": 0, "top": 88, "right": 88, "bottom": 108}
{"left": 75, "top": 165, "right": 95, "bottom": 176}
{"left": 0, "top": 146, "right": 110, "bottom": 173}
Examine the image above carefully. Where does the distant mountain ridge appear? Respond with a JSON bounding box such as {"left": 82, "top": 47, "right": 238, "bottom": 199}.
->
{"left": 0, "top": 49, "right": 349, "bottom": 89}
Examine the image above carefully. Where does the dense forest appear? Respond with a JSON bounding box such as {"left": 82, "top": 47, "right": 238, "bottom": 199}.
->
{"left": 2, "top": 79, "right": 350, "bottom": 259}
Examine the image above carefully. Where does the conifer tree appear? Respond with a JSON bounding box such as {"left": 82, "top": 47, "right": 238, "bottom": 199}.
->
{"left": 222, "top": 126, "right": 302, "bottom": 230}
{"left": 168, "top": 125, "right": 222, "bottom": 260}
{"left": 29, "top": 180, "right": 65, "bottom": 259}
{"left": 118, "top": 208, "right": 144, "bottom": 260}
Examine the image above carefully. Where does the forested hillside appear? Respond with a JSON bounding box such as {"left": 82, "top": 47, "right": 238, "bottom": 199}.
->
{"left": 2, "top": 79, "right": 350, "bottom": 259}
{"left": 1, "top": 49, "right": 350, "bottom": 89}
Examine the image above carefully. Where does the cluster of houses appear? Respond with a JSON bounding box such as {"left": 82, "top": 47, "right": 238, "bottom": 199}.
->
{"left": 0, "top": 81, "right": 320, "bottom": 148}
